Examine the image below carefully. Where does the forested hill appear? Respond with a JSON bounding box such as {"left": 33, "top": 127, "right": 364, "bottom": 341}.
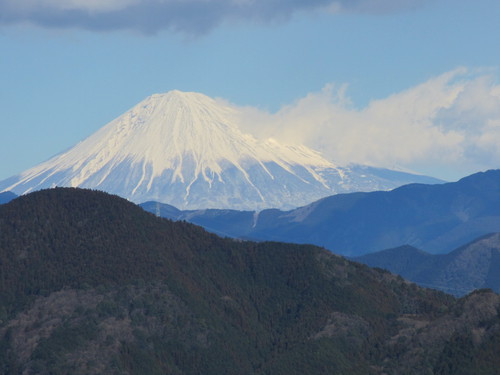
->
{"left": 0, "top": 188, "right": 499, "bottom": 374}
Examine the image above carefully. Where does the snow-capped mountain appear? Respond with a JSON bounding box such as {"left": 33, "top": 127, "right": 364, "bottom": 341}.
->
{"left": 0, "top": 91, "right": 442, "bottom": 210}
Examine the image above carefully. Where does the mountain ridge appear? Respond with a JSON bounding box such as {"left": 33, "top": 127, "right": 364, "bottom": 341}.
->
{"left": 1, "top": 187, "right": 500, "bottom": 374}
{"left": 353, "top": 232, "right": 500, "bottom": 296}
{"left": 141, "top": 169, "right": 500, "bottom": 255}
{"left": 0, "top": 191, "right": 16, "bottom": 204}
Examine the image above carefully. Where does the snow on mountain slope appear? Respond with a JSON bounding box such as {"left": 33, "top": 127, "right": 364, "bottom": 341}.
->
{"left": 0, "top": 91, "right": 442, "bottom": 210}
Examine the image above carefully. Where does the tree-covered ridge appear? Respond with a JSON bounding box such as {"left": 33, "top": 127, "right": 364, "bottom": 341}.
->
{"left": 0, "top": 188, "right": 499, "bottom": 374}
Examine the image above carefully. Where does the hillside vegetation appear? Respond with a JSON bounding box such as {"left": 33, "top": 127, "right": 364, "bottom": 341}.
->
{"left": 0, "top": 188, "right": 499, "bottom": 374}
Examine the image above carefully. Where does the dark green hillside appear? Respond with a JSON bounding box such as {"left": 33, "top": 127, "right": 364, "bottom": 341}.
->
{"left": 0, "top": 188, "right": 499, "bottom": 374}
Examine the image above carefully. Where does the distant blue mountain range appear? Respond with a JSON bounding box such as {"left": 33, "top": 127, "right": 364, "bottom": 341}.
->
{"left": 353, "top": 233, "right": 500, "bottom": 296}
{"left": 0, "top": 191, "right": 17, "bottom": 204}
{"left": 141, "top": 169, "right": 500, "bottom": 256}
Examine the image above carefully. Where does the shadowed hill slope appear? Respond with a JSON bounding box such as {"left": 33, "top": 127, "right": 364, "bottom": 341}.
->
{"left": 0, "top": 188, "right": 499, "bottom": 374}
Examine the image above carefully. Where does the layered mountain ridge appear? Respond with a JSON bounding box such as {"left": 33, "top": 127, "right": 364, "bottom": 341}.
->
{"left": 0, "top": 90, "right": 441, "bottom": 210}
{"left": 353, "top": 233, "right": 500, "bottom": 296}
{"left": 142, "top": 169, "right": 500, "bottom": 255}
{"left": 1, "top": 187, "right": 500, "bottom": 374}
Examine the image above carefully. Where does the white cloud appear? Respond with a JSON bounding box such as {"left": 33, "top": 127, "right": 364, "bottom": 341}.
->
{"left": 235, "top": 68, "right": 500, "bottom": 180}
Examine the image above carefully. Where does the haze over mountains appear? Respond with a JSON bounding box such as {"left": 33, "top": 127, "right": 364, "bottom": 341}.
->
{"left": 0, "top": 90, "right": 441, "bottom": 210}
{"left": 0, "top": 191, "right": 16, "bottom": 205}
{"left": 142, "top": 169, "right": 500, "bottom": 256}
{"left": 354, "top": 233, "right": 500, "bottom": 296}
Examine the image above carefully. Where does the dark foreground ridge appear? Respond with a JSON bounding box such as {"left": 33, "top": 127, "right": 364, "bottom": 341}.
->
{"left": 1, "top": 188, "right": 499, "bottom": 374}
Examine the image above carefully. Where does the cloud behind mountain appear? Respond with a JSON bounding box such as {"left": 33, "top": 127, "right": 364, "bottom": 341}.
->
{"left": 235, "top": 68, "right": 500, "bottom": 180}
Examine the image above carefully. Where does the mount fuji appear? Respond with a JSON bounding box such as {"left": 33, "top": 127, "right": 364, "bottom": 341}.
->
{"left": 0, "top": 91, "right": 442, "bottom": 210}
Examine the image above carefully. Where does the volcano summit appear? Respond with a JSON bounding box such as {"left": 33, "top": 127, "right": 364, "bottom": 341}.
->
{"left": 0, "top": 91, "right": 441, "bottom": 210}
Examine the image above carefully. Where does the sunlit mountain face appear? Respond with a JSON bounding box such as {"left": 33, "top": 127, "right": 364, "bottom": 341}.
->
{"left": 0, "top": 90, "right": 442, "bottom": 210}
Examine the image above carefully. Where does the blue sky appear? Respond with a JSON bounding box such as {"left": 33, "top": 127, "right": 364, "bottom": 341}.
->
{"left": 1, "top": 0, "right": 499, "bottom": 182}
